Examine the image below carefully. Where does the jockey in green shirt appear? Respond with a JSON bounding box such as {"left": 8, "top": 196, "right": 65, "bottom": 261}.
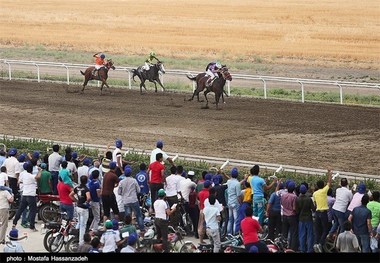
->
{"left": 143, "top": 51, "right": 160, "bottom": 70}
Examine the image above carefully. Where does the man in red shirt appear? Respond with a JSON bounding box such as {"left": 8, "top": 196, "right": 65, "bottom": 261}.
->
{"left": 57, "top": 176, "right": 74, "bottom": 220}
{"left": 148, "top": 153, "right": 165, "bottom": 212}
{"left": 197, "top": 180, "right": 211, "bottom": 244}
{"left": 240, "top": 206, "right": 269, "bottom": 253}
{"left": 101, "top": 162, "right": 119, "bottom": 222}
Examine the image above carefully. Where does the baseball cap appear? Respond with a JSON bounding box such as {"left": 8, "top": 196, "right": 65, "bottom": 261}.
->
{"left": 205, "top": 173, "right": 212, "bottom": 181}
{"left": 188, "top": 171, "right": 195, "bottom": 176}
{"left": 109, "top": 162, "right": 117, "bottom": 170}
{"left": 71, "top": 152, "right": 78, "bottom": 160}
{"left": 124, "top": 166, "right": 132, "bottom": 176}
{"left": 9, "top": 228, "right": 18, "bottom": 239}
{"left": 358, "top": 183, "right": 366, "bottom": 194}
{"left": 203, "top": 180, "right": 212, "bottom": 188}
{"left": 300, "top": 185, "right": 307, "bottom": 194}
{"left": 32, "top": 151, "right": 40, "bottom": 159}
{"left": 156, "top": 140, "right": 163, "bottom": 148}
{"left": 112, "top": 219, "right": 119, "bottom": 230}
{"left": 287, "top": 181, "right": 296, "bottom": 191}
{"left": 231, "top": 167, "right": 238, "bottom": 177}
{"left": 158, "top": 188, "right": 166, "bottom": 197}
{"left": 105, "top": 220, "right": 113, "bottom": 229}
{"left": 83, "top": 158, "right": 91, "bottom": 166}
{"left": 17, "top": 153, "right": 26, "bottom": 162}
{"left": 127, "top": 233, "right": 138, "bottom": 245}
{"left": 40, "top": 163, "right": 47, "bottom": 169}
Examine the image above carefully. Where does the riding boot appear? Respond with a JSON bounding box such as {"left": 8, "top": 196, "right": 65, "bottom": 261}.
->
{"left": 92, "top": 69, "right": 97, "bottom": 77}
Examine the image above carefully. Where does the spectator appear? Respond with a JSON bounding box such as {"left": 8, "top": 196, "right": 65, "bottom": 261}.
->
{"left": 336, "top": 220, "right": 360, "bottom": 252}
{"left": 57, "top": 175, "right": 75, "bottom": 221}
{"left": 135, "top": 163, "right": 149, "bottom": 205}
{"left": 367, "top": 190, "right": 380, "bottom": 251}
{"left": 77, "top": 158, "right": 91, "bottom": 183}
{"left": 329, "top": 178, "right": 353, "bottom": 237}
{"left": 250, "top": 165, "right": 277, "bottom": 225}
{"left": 59, "top": 161, "right": 73, "bottom": 187}
{"left": 89, "top": 237, "right": 101, "bottom": 253}
{"left": 237, "top": 180, "right": 252, "bottom": 234}
{"left": 266, "top": 181, "right": 283, "bottom": 241}
{"left": 198, "top": 180, "right": 211, "bottom": 244}
{"left": 12, "top": 163, "right": 41, "bottom": 231}
{"left": 70, "top": 175, "right": 91, "bottom": 245}
{"left": 3, "top": 228, "right": 24, "bottom": 252}
{"left": 77, "top": 233, "right": 92, "bottom": 252}
{"left": 188, "top": 182, "right": 200, "bottom": 238}
{"left": 0, "top": 166, "right": 8, "bottom": 187}
{"left": 348, "top": 194, "right": 372, "bottom": 253}
{"left": 195, "top": 171, "right": 208, "bottom": 193}
{"left": 327, "top": 188, "right": 336, "bottom": 232}
{"left": 113, "top": 139, "right": 125, "bottom": 176}
{"left": 296, "top": 184, "right": 315, "bottom": 253}
{"left": 113, "top": 173, "right": 126, "bottom": 222}
{"left": 100, "top": 220, "right": 126, "bottom": 253}
{"left": 347, "top": 183, "right": 366, "bottom": 213}
{"left": 312, "top": 168, "right": 332, "bottom": 253}
{"left": 153, "top": 189, "right": 177, "bottom": 253}
{"left": 226, "top": 167, "right": 241, "bottom": 235}
{"left": 241, "top": 206, "right": 269, "bottom": 253}
{"left": 100, "top": 151, "right": 112, "bottom": 176}
{"left": 149, "top": 140, "right": 174, "bottom": 166}
{"left": 118, "top": 166, "right": 144, "bottom": 232}
{"left": 0, "top": 184, "right": 14, "bottom": 244}
{"left": 147, "top": 153, "right": 165, "bottom": 210}
{"left": 88, "top": 170, "right": 102, "bottom": 231}
{"left": 101, "top": 162, "right": 119, "bottom": 222}
{"left": 213, "top": 174, "right": 228, "bottom": 238}
{"left": 88, "top": 159, "right": 102, "bottom": 184}
{"left": 48, "top": 144, "right": 61, "bottom": 195}
{"left": 2, "top": 148, "right": 20, "bottom": 199}
{"left": 164, "top": 166, "right": 183, "bottom": 227}
{"left": 64, "top": 154, "right": 78, "bottom": 184}
{"left": 0, "top": 150, "right": 6, "bottom": 167}
{"left": 281, "top": 180, "right": 298, "bottom": 251}
{"left": 120, "top": 232, "right": 138, "bottom": 253}
{"left": 202, "top": 195, "right": 221, "bottom": 253}
{"left": 37, "top": 163, "right": 52, "bottom": 195}
{"left": 119, "top": 214, "right": 137, "bottom": 239}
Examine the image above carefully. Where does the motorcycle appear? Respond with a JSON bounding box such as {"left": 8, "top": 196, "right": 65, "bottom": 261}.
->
{"left": 179, "top": 233, "right": 244, "bottom": 253}
{"left": 265, "top": 235, "right": 295, "bottom": 253}
{"left": 43, "top": 212, "right": 79, "bottom": 253}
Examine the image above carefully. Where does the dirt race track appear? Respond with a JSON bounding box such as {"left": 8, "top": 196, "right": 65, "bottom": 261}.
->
{"left": 0, "top": 79, "right": 379, "bottom": 175}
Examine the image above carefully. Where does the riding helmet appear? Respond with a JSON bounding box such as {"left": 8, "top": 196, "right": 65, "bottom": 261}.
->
{"left": 216, "top": 62, "right": 222, "bottom": 68}
{"left": 100, "top": 54, "right": 105, "bottom": 59}
{"left": 150, "top": 51, "right": 155, "bottom": 57}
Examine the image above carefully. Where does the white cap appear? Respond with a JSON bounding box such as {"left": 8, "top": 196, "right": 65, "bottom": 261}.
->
{"left": 188, "top": 171, "right": 195, "bottom": 176}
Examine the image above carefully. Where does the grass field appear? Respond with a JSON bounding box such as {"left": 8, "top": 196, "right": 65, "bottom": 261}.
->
{"left": 1, "top": 0, "right": 379, "bottom": 70}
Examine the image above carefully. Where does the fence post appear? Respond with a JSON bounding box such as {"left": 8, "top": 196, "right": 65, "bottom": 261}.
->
{"left": 299, "top": 80, "right": 305, "bottom": 103}
{"left": 35, "top": 64, "right": 40, "bottom": 83}
{"left": 160, "top": 72, "right": 164, "bottom": 91}
{"left": 337, "top": 83, "right": 343, "bottom": 104}
{"left": 261, "top": 78, "right": 267, "bottom": 99}
{"left": 63, "top": 65, "right": 69, "bottom": 85}
{"left": 127, "top": 70, "right": 131, "bottom": 90}
{"left": 227, "top": 80, "right": 231, "bottom": 96}
{"left": 6, "top": 62, "right": 11, "bottom": 80}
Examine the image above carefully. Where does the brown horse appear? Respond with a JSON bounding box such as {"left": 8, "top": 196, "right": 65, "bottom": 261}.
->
{"left": 186, "top": 65, "right": 232, "bottom": 109}
{"left": 80, "top": 59, "right": 115, "bottom": 94}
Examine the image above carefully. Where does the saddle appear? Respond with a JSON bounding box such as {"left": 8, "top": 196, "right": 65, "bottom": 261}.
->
{"left": 205, "top": 76, "right": 217, "bottom": 87}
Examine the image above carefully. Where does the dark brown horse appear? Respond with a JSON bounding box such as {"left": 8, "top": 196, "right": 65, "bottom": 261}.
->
{"left": 131, "top": 61, "right": 166, "bottom": 94}
{"left": 186, "top": 65, "right": 232, "bottom": 109}
{"left": 80, "top": 59, "right": 115, "bottom": 94}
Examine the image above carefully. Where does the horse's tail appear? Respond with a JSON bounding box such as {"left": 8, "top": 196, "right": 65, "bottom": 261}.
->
{"left": 186, "top": 74, "right": 197, "bottom": 81}
{"left": 131, "top": 69, "right": 138, "bottom": 82}
{"left": 80, "top": 70, "right": 86, "bottom": 76}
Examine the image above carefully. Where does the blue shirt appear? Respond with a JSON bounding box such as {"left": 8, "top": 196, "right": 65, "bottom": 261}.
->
{"left": 251, "top": 176, "right": 265, "bottom": 198}
{"left": 268, "top": 192, "right": 281, "bottom": 211}
{"left": 226, "top": 178, "right": 241, "bottom": 206}
{"left": 0, "top": 156, "right": 6, "bottom": 167}
{"left": 88, "top": 180, "right": 101, "bottom": 202}
{"left": 351, "top": 205, "right": 372, "bottom": 235}
{"left": 135, "top": 171, "right": 149, "bottom": 194}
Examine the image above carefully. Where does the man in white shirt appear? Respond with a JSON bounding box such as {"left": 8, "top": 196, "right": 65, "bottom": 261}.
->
{"left": 113, "top": 139, "right": 126, "bottom": 176}
{"left": 179, "top": 171, "right": 197, "bottom": 203}
{"left": 77, "top": 158, "right": 91, "bottom": 183}
{"left": 328, "top": 178, "right": 353, "bottom": 238}
{"left": 0, "top": 185, "right": 14, "bottom": 244}
{"left": 149, "top": 140, "right": 174, "bottom": 166}
{"left": 0, "top": 167, "right": 8, "bottom": 187}
{"left": 1, "top": 148, "right": 20, "bottom": 198}
{"left": 12, "top": 163, "right": 41, "bottom": 231}
{"left": 48, "top": 144, "right": 62, "bottom": 195}
{"left": 202, "top": 195, "right": 221, "bottom": 253}
{"left": 165, "top": 166, "right": 184, "bottom": 227}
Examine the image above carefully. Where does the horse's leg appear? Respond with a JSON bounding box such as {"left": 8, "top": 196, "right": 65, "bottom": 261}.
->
{"left": 156, "top": 79, "right": 165, "bottom": 92}
{"left": 82, "top": 77, "right": 89, "bottom": 93}
{"left": 215, "top": 92, "right": 222, "bottom": 110}
{"left": 203, "top": 90, "right": 210, "bottom": 109}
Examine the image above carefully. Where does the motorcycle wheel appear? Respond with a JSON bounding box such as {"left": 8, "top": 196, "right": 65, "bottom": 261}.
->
{"left": 49, "top": 233, "right": 64, "bottom": 253}
{"left": 259, "top": 224, "right": 269, "bottom": 240}
{"left": 43, "top": 230, "right": 55, "bottom": 252}
{"left": 183, "top": 214, "right": 194, "bottom": 236}
{"left": 179, "top": 242, "right": 198, "bottom": 253}
{"left": 39, "top": 203, "right": 60, "bottom": 223}
{"left": 65, "top": 237, "right": 79, "bottom": 253}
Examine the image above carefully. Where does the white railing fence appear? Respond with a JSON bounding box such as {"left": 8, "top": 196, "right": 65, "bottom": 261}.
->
{"left": 1, "top": 59, "right": 379, "bottom": 105}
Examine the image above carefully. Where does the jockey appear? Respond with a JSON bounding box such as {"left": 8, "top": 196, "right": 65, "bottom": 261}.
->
{"left": 93, "top": 53, "right": 106, "bottom": 75}
{"left": 205, "top": 61, "right": 222, "bottom": 86}
{"left": 143, "top": 51, "right": 160, "bottom": 71}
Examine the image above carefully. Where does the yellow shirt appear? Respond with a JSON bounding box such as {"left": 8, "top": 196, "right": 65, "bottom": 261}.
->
{"left": 243, "top": 187, "right": 252, "bottom": 203}
{"left": 313, "top": 185, "right": 329, "bottom": 211}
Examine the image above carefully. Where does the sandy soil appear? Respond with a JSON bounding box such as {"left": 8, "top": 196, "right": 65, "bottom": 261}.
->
{"left": 0, "top": 79, "right": 379, "bottom": 175}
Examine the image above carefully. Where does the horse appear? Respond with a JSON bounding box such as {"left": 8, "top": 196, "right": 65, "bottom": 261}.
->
{"left": 131, "top": 61, "right": 166, "bottom": 94}
{"left": 186, "top": 65, "right": 232, "bottom": 109}
{"left": 80, "top": 59, "right": 115, "bottom": 94}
